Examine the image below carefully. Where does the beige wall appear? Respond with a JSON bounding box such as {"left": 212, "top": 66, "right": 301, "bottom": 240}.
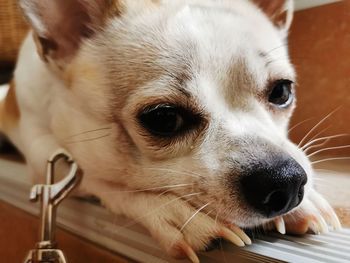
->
{"left": 289, "top": 1, "right": 350, "bottom": 157}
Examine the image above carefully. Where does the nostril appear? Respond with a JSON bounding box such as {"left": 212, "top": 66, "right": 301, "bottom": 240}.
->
{"left": 262, "top": 190, "right": 289, "bottom": 216}
{"left": 298, "top": 187, "right": 303, "bottom": 198}
{"left": 297, "top": 185, "right": 305, "bottom": 205}
{"left": 301, "top": 176, "right": 307, "bottom": 187}
{"left": 298, "top": 190, "right": 302, "bottom": 199}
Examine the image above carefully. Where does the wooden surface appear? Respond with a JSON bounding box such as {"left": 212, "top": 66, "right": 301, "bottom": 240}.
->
{"left": 289, "top": 1, "right": 350, "bottom": 156}
{"left": 0, "top": 201, "right": 134, "bottom": 263}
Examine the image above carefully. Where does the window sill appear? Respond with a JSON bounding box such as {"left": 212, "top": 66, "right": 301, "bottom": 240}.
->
{"left": 0, "top": 157, "right": 349, "bottom": 263}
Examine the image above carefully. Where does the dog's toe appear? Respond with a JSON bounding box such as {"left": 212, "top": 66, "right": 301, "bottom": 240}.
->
{"left": 281, "top": 189, "right": 341, "bottom": 235}
{"left": 143, "top": 196, "right": 251, "bottom": 261}
{"left": 161, "top": 218, "right": 250, "bottom": 261}
{"left": 308, "top": 189, "right": 341, "bottom": 230}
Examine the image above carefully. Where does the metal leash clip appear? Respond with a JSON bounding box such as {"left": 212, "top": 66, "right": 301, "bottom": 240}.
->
{"left": 24, "top": 149, "right": 82, "bottom": 263}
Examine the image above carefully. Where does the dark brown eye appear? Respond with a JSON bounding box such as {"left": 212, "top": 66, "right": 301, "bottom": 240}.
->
{"left": 268, "top": 80, "right": 294, "bottom": 107}
{"left": 139, "top": 104, "right": 200, "bottom": 137}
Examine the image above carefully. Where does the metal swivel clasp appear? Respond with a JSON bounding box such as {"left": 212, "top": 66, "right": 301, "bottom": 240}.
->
{"left": 24, "top": 149, "right": 82, "bottom": 263}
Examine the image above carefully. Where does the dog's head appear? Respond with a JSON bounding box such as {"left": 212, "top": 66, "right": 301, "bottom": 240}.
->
{"left": 20, "top": 0, "right": 312, "bottom": 227}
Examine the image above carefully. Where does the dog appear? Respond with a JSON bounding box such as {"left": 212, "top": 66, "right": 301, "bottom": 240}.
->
{"left": 0, "top": 0, "right": 341, "bottom": 261}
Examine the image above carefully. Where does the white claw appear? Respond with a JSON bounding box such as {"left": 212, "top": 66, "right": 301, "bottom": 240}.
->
{"left": 274, "top": 217, "right": 286, "bottom": 235}
{"left": 180, "top": 243, "right": 200, "bottom": 263}
{"left": 309, "top": 216, "right": 328, "bottom": 235}
{"left": 308, "top": 189, "right": 342, "bottom": 230}
{"left": 316, "top": 215, "right": 329, "bottom": 234}
{"left": 220, "top": 228, "right": 245, "bottom": 247}
{"left": 309, "top": 219, "right": 321, "bottom": 235}
{"left": 329, "top": 209, "right": 342, "bottom": 230}
{"left": 229, "top": 225, "right": 252, "bottom": 245}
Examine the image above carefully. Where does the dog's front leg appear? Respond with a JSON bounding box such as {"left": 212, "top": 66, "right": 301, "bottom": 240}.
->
{"left": 86, "top": 181, "right": 251, "bottom": 262}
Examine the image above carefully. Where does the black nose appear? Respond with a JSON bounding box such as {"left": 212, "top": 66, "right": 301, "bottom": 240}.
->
{"left": 240, "top": 157, "right": 307, "bottom": 218}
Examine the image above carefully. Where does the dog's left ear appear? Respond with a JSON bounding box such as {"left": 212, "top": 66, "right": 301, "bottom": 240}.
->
{"left": 19, "top": 0, "right": 119, "bottom": 65}
{"left": 252, "top": 0, "right": 294, "bottom": 35}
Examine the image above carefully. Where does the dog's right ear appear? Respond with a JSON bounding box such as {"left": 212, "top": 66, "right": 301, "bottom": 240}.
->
{"left": 252, "top": 0, "right": 294, "bottom": 37}
{"left": 19, "top": 0, "right": 121, "bottom": 65}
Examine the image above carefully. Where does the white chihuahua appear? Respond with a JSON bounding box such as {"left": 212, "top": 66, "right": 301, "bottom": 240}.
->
{"left": 0, "top": 0, "right": 341, "bottom": 261}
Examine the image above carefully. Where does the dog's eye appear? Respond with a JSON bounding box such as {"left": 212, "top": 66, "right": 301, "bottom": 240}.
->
{"left": 268, "top": 80, "right": 294, "bottom": 107}
{"left": 139, "top": 105, "right": 197, "bottom": 137}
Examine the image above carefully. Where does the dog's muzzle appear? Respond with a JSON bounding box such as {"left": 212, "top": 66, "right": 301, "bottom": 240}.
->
{"left": 240, "top": 157, "right": 307, "bottom": 218}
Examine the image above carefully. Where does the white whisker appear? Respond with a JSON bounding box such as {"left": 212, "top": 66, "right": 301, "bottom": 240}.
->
{"left": 214, "top": 211, "right": 220, "bottom": 228}
{"left": 314, "top": 168, "right": 343, "bottom": 174}
{"left": 308, "top": 144, "right": 350, "bottom": 158}
{"left": 264, "top": 44, "right": 288, "bottom": 57}
{"left": 312, "top": 177, "right": 330, "bottom": 182}
{"left": 157, "top": 188, "right": 175, "bottom": 197}
{"left": 214, "top": 200, "right": 225, "bottom": 227}
{"left": 305, "top": 126, "right": 330, "bottom": 144}
{"left": 288, "top": 118, "right": 313, "bottom": 133}
{"left": 266, "top": 56, "right": 292, "bottom": 65}
{"left": 205, "top": 209, "right": 215, "bottom": 218}
{"left": 302, "top": 133, "right": 349, "bottom": 151}
{"left": 304, "top": 138, "right": 331, "bottom": 154}
{"left": 103, "top": 183, "right": 192, "bottom": 194}
{"left": 143, "top": 167, "right": 203, "bottom": 178}
{"left": 156, "top": 184, "right": 194, "bottom": 197}
{"left": 114, "top": 192, "right": 202, "bottom": 230}
{"left": 298, "top": 107, "right": 341, "bottom": 148}
{"left": 179, "top": 202, "right": 212, "bottom": 233}
{"left": 65, "top": 133, "right": 110, "bottom": 144}
{"left": 65, "top": 127, "right": 112, "bottom": 139}
{"left": 312, "top": 157, "right": 350, "bottom": 165}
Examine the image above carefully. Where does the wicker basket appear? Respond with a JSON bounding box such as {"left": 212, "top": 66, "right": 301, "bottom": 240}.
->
{"left": 0, "top": 0, "right": 29, "bottom": 65}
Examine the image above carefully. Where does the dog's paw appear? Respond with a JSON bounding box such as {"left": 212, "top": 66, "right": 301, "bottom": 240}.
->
{"left": 273, "top": 189, "right": 341, "bottom": 235}
{"left": 140, "top": 195, "right": 251, "bottom": 262}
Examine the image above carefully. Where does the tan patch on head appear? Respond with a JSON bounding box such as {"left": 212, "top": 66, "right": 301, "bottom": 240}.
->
{"left": 109, "top": 0, "right": 161, "bottom": 16}
{"left": 63, "top": 56, "right": 102, "bottom": 89}
{"left": 103, "top": 0, "right": 127, "bottom": 20}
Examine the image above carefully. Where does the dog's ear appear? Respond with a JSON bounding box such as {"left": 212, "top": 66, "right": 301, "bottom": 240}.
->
{"left": 252, "top": 0, "right": 294, "bottom": 34}
{"left": 19, "top": 0, "right": 120, "bottom": 64}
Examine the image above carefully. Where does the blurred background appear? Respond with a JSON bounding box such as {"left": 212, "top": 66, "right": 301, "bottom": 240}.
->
{"left": 0, "top": 0, "right": 28, "bottom": 82}
{"left": 290, "top": 0, "right": 350, "bottom": 159}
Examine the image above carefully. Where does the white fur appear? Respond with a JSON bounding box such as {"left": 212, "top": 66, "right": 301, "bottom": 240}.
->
{"left": 6, "top": 0, "right": 340, "bottom": 260}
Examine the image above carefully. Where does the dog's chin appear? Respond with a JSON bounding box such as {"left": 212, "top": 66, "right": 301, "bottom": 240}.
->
{"left": 225, "top": 213, "right": 279, "bottom": 229}
{"left": 223, "top": 212, "right": 268, "bottom": 228}
{"left": 223, "top": 198, "right": 306, "bottom": 229}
